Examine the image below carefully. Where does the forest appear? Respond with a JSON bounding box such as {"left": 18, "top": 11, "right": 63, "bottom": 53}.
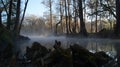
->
{"left": 0, "top": 0, "right": 120, "bottom": 67}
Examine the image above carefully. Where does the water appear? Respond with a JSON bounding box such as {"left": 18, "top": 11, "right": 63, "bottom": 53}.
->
{"left": 16, "top": 35, "right": 120, "bottom": 58}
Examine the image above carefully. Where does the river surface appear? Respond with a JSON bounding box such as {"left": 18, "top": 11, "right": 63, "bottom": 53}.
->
{"left": 15, "top": 35, "right": 120, "bottom": 58}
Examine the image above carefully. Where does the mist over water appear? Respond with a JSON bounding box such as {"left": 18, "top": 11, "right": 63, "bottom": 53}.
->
{"left": 17, "top": 34, "right": 120, "bottom": 58}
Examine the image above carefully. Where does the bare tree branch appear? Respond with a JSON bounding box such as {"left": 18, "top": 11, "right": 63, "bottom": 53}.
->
{"left": 1, "top": 0, "right": 8, "bottom": 15}
{"left": 18, "top": 0, "right": 29, "bottom": 34}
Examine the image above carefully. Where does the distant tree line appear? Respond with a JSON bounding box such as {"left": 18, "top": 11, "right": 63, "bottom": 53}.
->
{"left": 40, "top": 0, "right": 120, "bottom": 36}
{"left": 1, "top": 0, "right": 119, "bottom": 36}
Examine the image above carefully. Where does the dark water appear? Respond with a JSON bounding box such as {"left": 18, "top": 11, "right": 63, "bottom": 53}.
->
{"left": 16, "top": 35, "right": 120, "bottom": 58}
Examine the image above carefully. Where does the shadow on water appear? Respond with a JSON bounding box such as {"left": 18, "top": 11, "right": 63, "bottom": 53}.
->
{"left": 16, "top": 35, "right": 120, "bottom": 59}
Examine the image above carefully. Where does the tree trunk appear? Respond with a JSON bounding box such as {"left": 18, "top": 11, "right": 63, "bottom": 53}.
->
{"left": 91, "top": 16, "right": 93, "bottom": 33}
{"left": 18, "top": 0, "right": 29, "bottom": 34}
{"left": 78, "top": 0, "right": 87, "bottom": 36}
{"left": 65, "top": 0, "right": 69, "bottom": 34}
{"left": 1, "top": 0, "right": 8, "bottom": 15}
{"left": 0, "top": 11, "right": 2, "bottom": 26}
{"left": 115, "top": 0, "right": 120, "bottom": 36}
{"left": 95, "top": 0, "right": 98, "bottom": 33}
{"left": 14, "top": 0, "right": 21, "bottom": 33}
{"left": 60, "top": 0, "right": 64, "bottom": 33}
{"left": 67, "top": 0, "right": 71, "bottom": 33}
{"left": 56, "top": 0, "right": 64, "bottom": 34}
{"left": 73, "top": 0, "right": 77, "bottom": 33}
{"left": 7, "top": 0, "right": 13, "bottom": 29}
{"left": 83, "top": 0, "right": 86, "bottom": 24}
{"left": 49, "top": 0, "right": 52, "bottom": 32}
{"left": 115, "top": 1, "right": 120, "bottom": 66}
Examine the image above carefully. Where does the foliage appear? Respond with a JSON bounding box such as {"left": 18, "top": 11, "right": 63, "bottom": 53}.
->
{"left": 0, "top": 26, "right": 13, "bottom": 45}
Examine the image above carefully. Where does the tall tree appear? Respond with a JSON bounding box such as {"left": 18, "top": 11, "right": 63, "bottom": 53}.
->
{"left": 56, "top": 0, "right": 64, "bottom": 34}
{"left": 65, "top": 0, "right": 69, "bottom": 34}
{"left": 42, "top": 0, "right": 53, "bottom": 32}
{"left": 7, "top": 0, "right": 13, "bottom": 29}
{"left": 14, "top": 0, "right": 21, "bottom": 33}
{"left": 0, "top": 8, "right": 2, "bottom": 26}
{"left": 95, "top": 0, "right": 98, "bottom": 32}
{"left": 115, "top": 0, "right": 120, "bottom": 36}
{"left": 49, "top": 0, "right": 52, "bottom": 32}
{"left": 78, "top": 0, "right": 87, "bottom": 36}
{"left": 73, "top": 0, "right": 77, "bottom": 33}
{"left": 67, "top": 0, "right": 71, "bottom": 33}
{"left": 115, "top": 0, "right": 120, "bottom": 64}
{"left": 83, "top": 0, "right": 86, "bottom": 23}
{"left": 19, "top": 0, "right": 29, "bottom": 34}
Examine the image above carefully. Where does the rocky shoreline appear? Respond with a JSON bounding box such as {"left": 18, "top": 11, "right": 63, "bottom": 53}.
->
{"left": 22, "top": 40, "right": 113, "bottom": 67}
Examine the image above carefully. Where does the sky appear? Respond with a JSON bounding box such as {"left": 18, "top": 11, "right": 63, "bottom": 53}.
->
{"left": 23, "top": 0, "right": 46, "bottom": 17}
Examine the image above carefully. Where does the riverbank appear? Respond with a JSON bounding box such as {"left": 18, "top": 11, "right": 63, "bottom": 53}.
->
{"left": 0, "top": 26, "right": 30, "bottom": 67}
{"left": 18, "top": 41, "right": 113, "bottom": 67}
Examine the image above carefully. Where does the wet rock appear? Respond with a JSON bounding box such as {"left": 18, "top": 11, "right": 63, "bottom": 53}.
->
{"left": 25, "top": 41, "right": 112, "bottom": 67}
{"left": 53, "top": 40, "right": 61, "bottom": 49}
{"left": 43, "top": 40, "right": 72, "bottom": 67}
{"left": 17, "top": 35, "right": 30, "bottom": 41}
{"left": 94, "top": 51, "right": 113, "bottom": 66}
{"left": 26, "top": 42, "right": 49, "bottom": 67}
{"left": 70, "top": 44, "right": 97, "bottom": 67}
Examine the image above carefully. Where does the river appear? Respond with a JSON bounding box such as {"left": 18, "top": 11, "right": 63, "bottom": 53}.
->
{"left": 15, "top": 35, "right": 120, "bottom": 59}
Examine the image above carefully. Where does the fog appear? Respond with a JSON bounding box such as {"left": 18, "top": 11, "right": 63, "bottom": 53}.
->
{"left": 15, "top": 35, "right": 120, "bottom": 58}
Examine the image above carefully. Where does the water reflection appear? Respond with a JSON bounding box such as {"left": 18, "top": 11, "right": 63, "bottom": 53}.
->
{"left": 17, "top": 36, "right": 120, "bottom": 59}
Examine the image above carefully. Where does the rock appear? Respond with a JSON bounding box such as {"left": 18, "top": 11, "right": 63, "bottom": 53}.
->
{"left": 43, "top": 40, "right": 72, "bottom": 67}
{"left": 25, "top": 41, "right": 112, "bottom": 67}
{"left": 53, "top": 40, "right": 61, "bottom": 50}
{"left": 17, "top": 35, "right": 30, "bottom": 41}
{"left": 94, "top": 51, "right": 113, "bottom": 66}
{"left": 26, "top": 42, "right": 49, "bottom": 67}
{"left": 70, "top": 44, "right": 97, "bottom": 67}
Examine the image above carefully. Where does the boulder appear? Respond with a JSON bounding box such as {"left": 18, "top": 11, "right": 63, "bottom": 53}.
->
{"left": 94, "top": 51, "right": 113, "bottom": 66}
{"left": 70, "top": 44, "right": 97, "bottom": 67}
{"left": 25, "top": 41, "right": 112, "bottom": 67}
{"left": 43, "top": 40, "right": 72, "bottom": 67}
{"left": 26, "top": 42, "right": 49, "bottom": 67}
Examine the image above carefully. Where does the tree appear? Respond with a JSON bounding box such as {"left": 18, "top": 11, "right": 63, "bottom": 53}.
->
{"left": 56, "top": 0, "right": 64, "bottom": 34}
{"left": 78, "top": 0, "right": 87, "bottom": 36}
{"left": 1, "top": 0, "right": 20, "bottom": 30}
{"left": 65, "top": 0, "right": 69, "bottom": 34}
{"left": 67, "top": 0, "right": 72, "bottom": 33}
{"left": 49, "top": 0, "right": 52, "bottom": 32}
{"left": 73, "top": 0, "right": 77, "bottom": 33}
{"left": 115, "top": 0, "right": 120, "bottom": 36}
{"left": 0, "top": 8, "right": 2, "bottom": 25}
{"left": 14, "top": 0, "right": 21, "bottom": 33}
{"left": 7, "top": 0, "right": 13, "bottom": 29}
{"left": 95, "top": 0, "right": 98, "bottom": 32}
{"left": 42, "top": 0, "right": 53, "bottom": 32}
{"left": 19, "top": 0, "right": 29, "bottom": 34}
